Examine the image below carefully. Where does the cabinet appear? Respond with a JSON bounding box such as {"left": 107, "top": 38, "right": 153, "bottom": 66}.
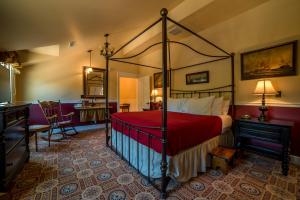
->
{"left": 0, "top": 103, "right": 30, "bottom": 191}
{"left": 235, "top": 118, "right": 293, "bottom": 176}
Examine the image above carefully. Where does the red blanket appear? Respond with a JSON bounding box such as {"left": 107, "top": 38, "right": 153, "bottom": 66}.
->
{"left": 111, "top": 110, "right": 222, "bottom": 156}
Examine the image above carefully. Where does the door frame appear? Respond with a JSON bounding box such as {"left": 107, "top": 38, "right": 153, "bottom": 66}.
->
{"left": 117, "top": 72, "right": 139, "bottom": 112}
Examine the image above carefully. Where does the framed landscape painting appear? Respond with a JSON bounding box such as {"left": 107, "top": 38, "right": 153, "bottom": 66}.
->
{"left": 241, "top": 41, "right": 297, "bottom": 80}
{"left": 186, "top": 71, "right": 209, "bottom": 85}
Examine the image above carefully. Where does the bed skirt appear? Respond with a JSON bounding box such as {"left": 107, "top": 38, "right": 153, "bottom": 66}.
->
{"left": 111, "top": 128, "right": 233, "bottom": 182}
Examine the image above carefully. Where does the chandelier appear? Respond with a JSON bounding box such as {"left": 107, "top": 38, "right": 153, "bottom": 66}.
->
{"left": 100, "top": 34, "right": 114, "bottom": 57}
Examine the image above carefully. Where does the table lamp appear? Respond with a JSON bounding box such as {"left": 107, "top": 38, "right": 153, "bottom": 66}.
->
{"left": 151, "top": 89, "right": 163, "bottom": 103}
{"left": 253, "top": 80, "right": 277, "bottom": 121}
{"left": 151, "top": 89, "right": 158, "bottom": 103}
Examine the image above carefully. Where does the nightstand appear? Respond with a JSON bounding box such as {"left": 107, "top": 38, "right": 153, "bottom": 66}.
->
{"left": 234, "top": 118, "right": 294, "bottom": 176}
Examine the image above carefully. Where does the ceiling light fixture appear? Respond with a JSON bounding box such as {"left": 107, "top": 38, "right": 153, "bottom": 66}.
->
{"left": 100, "top": 34, "right": 114, "bottom": 57}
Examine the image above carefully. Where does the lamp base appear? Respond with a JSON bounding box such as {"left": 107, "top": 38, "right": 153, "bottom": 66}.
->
{"left": 258, "top": 105, "right": 268, "bottom": 122}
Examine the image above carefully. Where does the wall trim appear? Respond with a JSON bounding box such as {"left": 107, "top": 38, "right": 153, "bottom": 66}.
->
{"left": 290, "top": 155, "right": 300, "bottom": 166}
{"left": 236, "top": 102, "right": 300, "bottom": 108}
{"left": 16, "top": 99, "right": 118, "bottom": 104}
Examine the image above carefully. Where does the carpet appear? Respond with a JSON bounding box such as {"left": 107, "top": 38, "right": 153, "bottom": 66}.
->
{"left": 8, "top": 127, "right": 299, "bottom": 200}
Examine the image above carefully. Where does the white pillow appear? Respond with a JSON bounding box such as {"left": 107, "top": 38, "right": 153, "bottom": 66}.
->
{"left": 222, "top": 99, "right": 230, "bottom": 115}
{"left": 168, "top": 98, "right": 189, "bottom": 112}
{"left": 211, "top": 97, "right": 224, "bottom": 115}
{"left": 167, "top": 98, "right": 181, "bottom": 112}
{"left": 185, "top": 96, "right": 215, "bottom": 115}
{"left": 177, "top": 98, "right": 188, "bottom": 112}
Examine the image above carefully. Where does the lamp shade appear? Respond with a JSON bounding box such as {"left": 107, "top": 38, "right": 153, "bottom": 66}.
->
{"left": 151, "top": 89, "right": 158, "bottom": 96}
{"left": 253, "top": 80, "right": 277, "bottom": 95}
{"left": 151, "top": 88, "right": 162, "bottom": 96}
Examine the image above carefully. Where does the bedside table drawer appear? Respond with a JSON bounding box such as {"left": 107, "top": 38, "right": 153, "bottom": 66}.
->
{"left": 239, "top": 122, "right": 282, "bottom": 133}
{"left": 239, "top": 127, "right": 281, "bottom": 143}
{"left": 238, "top": 122, "right": 282, "bottom": 142}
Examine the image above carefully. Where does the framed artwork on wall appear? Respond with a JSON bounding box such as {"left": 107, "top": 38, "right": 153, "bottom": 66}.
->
{"left": 153, "top": 71, "right": 170, "bottom": 88}
{"left": 241, "top": 41, "right": 297, "bottom": 80}
{"left": 186, "top": 71, "right": 209, "bottom": 85}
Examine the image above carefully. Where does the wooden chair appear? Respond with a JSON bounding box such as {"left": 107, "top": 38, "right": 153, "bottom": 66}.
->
{"left": 120, "top": 103, "right": 130, "bottom": 112}
{"left": 38, "top": 100, "right": 78, "bottom": 142}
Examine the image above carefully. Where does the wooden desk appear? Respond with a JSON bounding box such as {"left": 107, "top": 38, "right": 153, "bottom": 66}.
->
{"left": 74, "top": 105, "right": 111, "bottom": 123}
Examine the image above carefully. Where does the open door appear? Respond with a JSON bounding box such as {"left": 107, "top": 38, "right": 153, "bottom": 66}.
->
{"left": 138, "top": 76, "right": 150, "bottom": 111}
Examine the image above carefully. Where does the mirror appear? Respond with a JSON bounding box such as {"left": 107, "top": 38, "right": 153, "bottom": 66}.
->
{"left": 82, "top": 66, "right": 106, "bottom": 98}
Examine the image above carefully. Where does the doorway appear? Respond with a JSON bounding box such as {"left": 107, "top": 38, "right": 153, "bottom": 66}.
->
{"left": 117, "top": 73, "right": 150, "bottom": 112}
{"left": 119, "top": 77, "right": 138, "bottom": 112}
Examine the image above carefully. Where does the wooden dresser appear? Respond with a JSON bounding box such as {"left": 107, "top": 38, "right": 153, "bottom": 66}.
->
{"left": 0, "top": 103, "right": 31, "bottom": 191}
{"left": 235, "top": 118, "right": 293, "bottom": 176}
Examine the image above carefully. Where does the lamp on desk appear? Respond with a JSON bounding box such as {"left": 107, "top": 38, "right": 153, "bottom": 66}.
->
{"left": 253, "top": 80, "right": 280, "bottom": 121}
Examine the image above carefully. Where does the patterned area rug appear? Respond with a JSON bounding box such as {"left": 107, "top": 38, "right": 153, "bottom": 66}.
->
{"left": 8, "top": 127, "right": 299, "bottom": 200}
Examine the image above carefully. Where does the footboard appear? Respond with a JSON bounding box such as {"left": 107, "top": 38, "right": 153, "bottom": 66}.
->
{"left": 109, "top": 117, "right": 169, "bottom": 192}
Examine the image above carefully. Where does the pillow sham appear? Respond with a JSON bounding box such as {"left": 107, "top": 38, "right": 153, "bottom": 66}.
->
{"left": 185, "top": 96, "right": 215, "bottom": 115}
{"left": 167, "top": 98, "right": 182, "bottom": 112}
{"left": 211, "top": 97, "right": 224, "bottom": 115}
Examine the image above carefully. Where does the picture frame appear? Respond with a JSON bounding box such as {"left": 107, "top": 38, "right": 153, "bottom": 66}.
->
{"left": 153, "top": 71, "right": 170, "bottom": 88}
{"left": 82, "top": 66, "right": 106, "bottom": 99}
{"left": 186, "top": 71, "right": 209, "bottom": 85}
{"left": 241, "top": 41, "right": 297, "bottom": 80}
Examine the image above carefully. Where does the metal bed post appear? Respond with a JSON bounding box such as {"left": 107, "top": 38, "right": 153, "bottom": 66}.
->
{"left": 103, "top": 34, "right": 110, "bottom": 147}
{"left": 161, "top": 8, "right": 168, "bottom": 199}
{"left": 168, "top": 39, "right": 172, "bottom": 98}
{"left": 230, "top": 53, "right": 235, "bottom": 117}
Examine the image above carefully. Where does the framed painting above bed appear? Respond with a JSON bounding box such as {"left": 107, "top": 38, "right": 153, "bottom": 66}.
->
{"left": 186, "top": 71, "right": 209, "bottom": 85}
{"left": 241, "top": 41, "right": 297, "bottom": 80}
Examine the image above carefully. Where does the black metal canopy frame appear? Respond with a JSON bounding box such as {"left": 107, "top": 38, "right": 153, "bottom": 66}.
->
{"left": 101, "top": 8, "right": 235, "bottom": 199}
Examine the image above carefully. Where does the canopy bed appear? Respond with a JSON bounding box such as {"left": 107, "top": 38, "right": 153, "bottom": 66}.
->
{"left": 101, "top": 8, "right": 235, "bottom": 198}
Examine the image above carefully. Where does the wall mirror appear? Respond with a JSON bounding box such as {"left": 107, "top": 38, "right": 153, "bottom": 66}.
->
{"left": 82, "top": 66, "right": 106, "bottom": 98}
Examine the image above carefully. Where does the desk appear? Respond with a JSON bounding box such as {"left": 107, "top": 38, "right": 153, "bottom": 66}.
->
{"left": 75, "top": 105, "right": 111, "bottom": 123}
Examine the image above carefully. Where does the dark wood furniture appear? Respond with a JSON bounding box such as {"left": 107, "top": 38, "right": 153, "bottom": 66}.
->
{"left": 0, "top": 103, "right": 30, "bottom": 191}
{"left": 235, "top": 118, "right": 293, "bottom": 175}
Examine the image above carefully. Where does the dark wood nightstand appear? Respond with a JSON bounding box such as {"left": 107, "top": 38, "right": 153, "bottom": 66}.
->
{"left": 234, "top": 118, "right": 294, "bottom": 176}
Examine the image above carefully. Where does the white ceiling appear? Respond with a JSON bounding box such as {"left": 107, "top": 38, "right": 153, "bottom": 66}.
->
{"left": 0, "top": 0, "right": 182, "bottom": 51}
{"left": 0, "top": 0, "right": 269, "bottom": 53}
